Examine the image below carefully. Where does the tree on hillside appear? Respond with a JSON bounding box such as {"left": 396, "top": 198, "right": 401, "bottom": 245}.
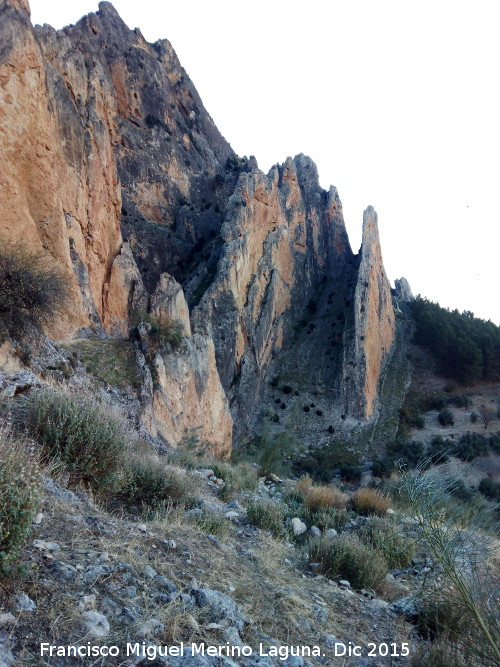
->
{"left": 411, "top": 298, "right": 500, "bottom": 385}
{"left": 479, "top": 406, "right": 495, "bottom": 430}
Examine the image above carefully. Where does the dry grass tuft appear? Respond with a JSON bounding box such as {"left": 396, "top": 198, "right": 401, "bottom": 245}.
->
{"left": 350, "top": 487, "right": 391, "bottom": 516}
{"left": 296, "top": 474, "right": 313, "bottom": 495}
{"left": 304, "top": 485, "right": 347, "bottom": 511}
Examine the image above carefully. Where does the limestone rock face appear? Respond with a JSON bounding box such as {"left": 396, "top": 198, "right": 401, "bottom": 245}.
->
{"left": 133, "top": 333, "right": 232, "bottom": 456}
{"left": 192, "top": 155, "right": 352, "bottom": 438}
{"left": 151, "top": 274, "right": 192, "bottom": 338}
{"left": 0, "top": 0, "right": 234, "bottom": 336}
{"left": 394, "top": 277, "right": 414, "bottom": 302}
{"left": 0, "top": 0, "right": 122, "bottom": 337}
{"left": 341, "top": 207, "right": 396, "bottom": 418}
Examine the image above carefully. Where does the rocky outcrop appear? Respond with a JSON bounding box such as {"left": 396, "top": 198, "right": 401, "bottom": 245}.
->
{"left": 0, "top": 0, "right": 234, "bottom": 337}
{"left": 0, "top": 0, "right": 398, "bottom": 449}
{"left": 133, "top": 326, "right": 232, "bottom": 456}
{"left": 150, "top": 274, "right": 192, "bottom": 338}
{"left": 341, "top": 207, "right": 396, "bottom": 419}
{"left": 192, "top": 155, "right": 353, "bottom": 438}
{"left": 394, "top": 277, "right": 414, "bottom": 302}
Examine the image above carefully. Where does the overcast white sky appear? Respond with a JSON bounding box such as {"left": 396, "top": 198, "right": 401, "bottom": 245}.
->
{"left": 30, "top": 0, "right": 500, "bottom": 324}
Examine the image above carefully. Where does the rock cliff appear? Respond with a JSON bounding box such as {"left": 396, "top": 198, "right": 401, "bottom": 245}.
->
{"left": 341, "top": 207, "right": 396, "bottom": 419}
{"left": 0, "top": 0, "right": 397, "bottom": 451}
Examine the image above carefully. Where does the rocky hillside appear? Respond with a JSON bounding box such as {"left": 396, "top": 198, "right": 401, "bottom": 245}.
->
{"left": 0, "top": 0, "right": 403, "bottom": 451}
{"left": 0, "top": 5, "right": 499, "bottom": 666}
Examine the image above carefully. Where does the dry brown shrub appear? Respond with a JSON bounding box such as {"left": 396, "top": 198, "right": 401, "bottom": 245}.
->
{"left": 296, "top": 474, "right": 313, "bottom": 495}
{"left": 350, "top": 487, "right": 391, "bottom": 516}
{"left": 304, "top": 485, "right": 346, "bottom": 511}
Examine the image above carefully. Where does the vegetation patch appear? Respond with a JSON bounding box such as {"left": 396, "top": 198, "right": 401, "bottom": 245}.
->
{"left": 303, "top": 485, "right": 347, "bottom": 511}
{"left": 411, "top": 297, "right": 500, "bottom": 384}
{"left": 62, "top": 338, "right": 141, "bottom": 390}
{"left": 349, "top": 488, "right": 391, "bottom": 516}
{"left": 438, "top": 407, "right": 454, "bottom": 426}
{"left": 247, "top": 499, "right": 286, "bottom": 538}
{"left": 359, "top": 518, "right": 415, "bottom": 569}
{"left": 124, "top": 458, "right": 200, "bottom": 511}
{"left": 190, "top": 508, "right": 229, "bottom": 538}
{"left": 0, "top": 427, "right": 40, "bottom": 576}
{"left": 0, "top": 240, "right": 67, "bottom": 337}
{"left": 14, "top": 389, "right": 125, "bottom": 491}
{"left": 211, "top": 460, "right": 259, "bottom": 501}
{"left": 309, "top": 534, "right": 388, "bottom": 589}
{"left": 132, "top": 312, "right": 184, "bottom": 351}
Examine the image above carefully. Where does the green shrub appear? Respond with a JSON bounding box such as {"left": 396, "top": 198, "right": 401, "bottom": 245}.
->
{"left": 400, "top": 464, "right": 500, "bottom": 665}
{"left": 415, "top": 598, "right": 466, "bottom": 640}
{"left": 470, "top": 411, "right": 479, "bottom": 424}
{"left": 190, "top": 509, "right": 229, "bottom": 538}
{"left": 359, "top": 518, "right": 415, "bottom": 569}
{"left": 411, "top": 642, "right": 468, "bottom": 667}
{"left": 438, "top": 408, "right": 454, "bottom": 426}
{"left": 0, "top": 428, "right": 40, "bottom": 576}
{"left": 427, "top": 436, "right": 455, "bottom": 463}
{"left": 450, "top": 394, "right": 471, "bottom": 409}
{"left": 339, "top": 464, "right": 362, "bottom": 482}
{"left": 309, "top": 535, "right": 388, "bottom": 589}
{"left": 124, "top": 459, "right": 199, "bottom": 509}
{"left": 455, "top": 432, "right": 489, "bottom": 460}
{"left": 0, "top": 240, "right": 67, "bottom": 336}
{"left": 386, "top": 440, "right": 425, "bottom": 469}
{"left": 247, "top": 499, "right": 286, "bottom": 538}
{"left": 301, "top": 507, "right": 350, "bottom": 531}
{"left": 478, "top": 477, "right": 500, "bottom": 501}
{"left": 372, "top": 456, "right": 395, "bottom": 478}
{"left": 448, "top": 479, "right": 474, "bottom": 502}
{"left": 423, "top": 395, "right": 448, "bottom": 411}
{"left": 15, "top": 389, "right": 125, "bottom": 491}
{"left": 243, "top": 427, "right": 302, "bottom": 476}
{"left": 399, "top": 406, "right": 425, "bottom": 429}
{"left": 489, "top": 432, "right": 500, "bottom": 453}
{"left": 211, "top": 461, "right": 258, "bottom": 494}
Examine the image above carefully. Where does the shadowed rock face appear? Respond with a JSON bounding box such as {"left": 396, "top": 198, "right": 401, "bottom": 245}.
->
{"left": 0, "top": 0, "right": 397, "bottom": 449}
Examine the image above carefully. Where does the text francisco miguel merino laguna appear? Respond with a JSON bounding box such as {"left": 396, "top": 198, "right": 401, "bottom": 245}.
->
{"left": 40, "top": 642, "right": 323, "bottom": 660}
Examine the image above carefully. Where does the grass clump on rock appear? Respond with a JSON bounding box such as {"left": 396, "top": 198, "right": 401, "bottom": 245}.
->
{"left": 190, "top": 508, "right": 229, "bottom": 538}
{"left": 309, "top": 534, "right": 388, "bottom": 590}
{"left": 15, "top": 388, "right": 125, "bottom": 492}
{"left": 132, "top": 311, "right": 184, "bottom": 351}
